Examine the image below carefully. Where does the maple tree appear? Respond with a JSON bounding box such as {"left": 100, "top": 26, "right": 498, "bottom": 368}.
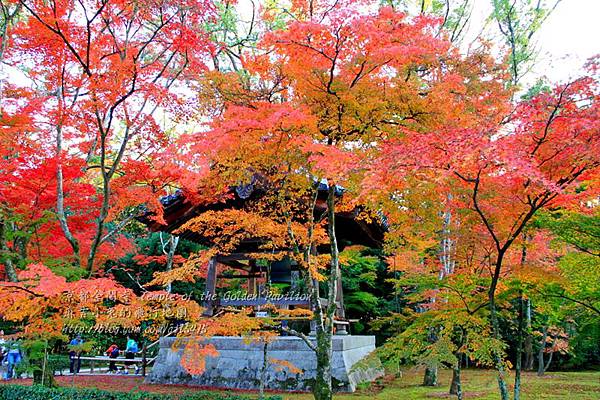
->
{"left": 369, "top": 0, "right": 564, "bottom": 391}
{"left": 167, "top": 0, "right": 522, "bottom": 399}
{"left": 373, "top": 56, "right": 600, "bottom": 398}
{"left": 0, "top": 0, "right": 218, "bottom": 275}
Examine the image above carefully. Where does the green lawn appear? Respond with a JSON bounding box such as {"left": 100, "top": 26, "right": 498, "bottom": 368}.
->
{"left": 278, "top": 369, "right": 600, "bottom": 400}
{"left": 5, "top": 369, "right": 599, "bottom": 399}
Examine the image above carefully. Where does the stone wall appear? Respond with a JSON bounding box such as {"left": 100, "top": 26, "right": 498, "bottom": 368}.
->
{"left": 146, "top": 335, "right": 383, "bottom": 392}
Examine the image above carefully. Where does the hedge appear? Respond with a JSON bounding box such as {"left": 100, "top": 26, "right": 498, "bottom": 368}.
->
{"left": 0, "top": 385, "right": 283, "bottom": 400}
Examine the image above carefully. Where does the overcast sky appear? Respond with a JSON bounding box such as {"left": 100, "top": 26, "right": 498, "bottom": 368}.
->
{"left": 532, "top": 0, "right": 600, "bottom": 82}
{"left": 423, "top": 0, "right": 599, "bottom": 84}
{"left": 466, "top": 0, "right": 600, "bottom": 85}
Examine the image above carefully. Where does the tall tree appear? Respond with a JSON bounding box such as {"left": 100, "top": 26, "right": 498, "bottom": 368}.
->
{"left": 5, "top": 0, "right": 217, "bottom": 274}
{"left": 179, "top": 1, "right": 515, "bottom": 399}
{"left": 375, "top": 59, "right": 600, "bottom": 399}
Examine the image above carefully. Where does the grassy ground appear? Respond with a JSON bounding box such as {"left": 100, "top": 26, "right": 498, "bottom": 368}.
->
{"left": 4, "top": 369, "right": 600, "bottom": 399}
{"left": 295, "top": 369, "right": 600, "bottom": 400}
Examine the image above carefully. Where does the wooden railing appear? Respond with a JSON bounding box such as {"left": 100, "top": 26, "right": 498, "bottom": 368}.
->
{"left": 77, "top": 355, "right": 155, "bottom": 375}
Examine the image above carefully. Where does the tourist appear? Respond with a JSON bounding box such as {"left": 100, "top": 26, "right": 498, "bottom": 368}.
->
{"left": 106, "top": 344, "right": 119, "bottom": 373}
{"left": 0, "top": 331, "right": 6, "bottom": 377}
{"left": 69, "top": 334, "right": 84, "bottom": 374}
{"left": 125, "top": 336, "right": 139, "bottom": 374}
{"left": 4, "top": 339, "right": 22, "bottom": 380}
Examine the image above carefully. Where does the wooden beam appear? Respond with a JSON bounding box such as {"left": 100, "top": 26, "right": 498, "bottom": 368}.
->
{"left": 248, "top": 260, "right": 257, "bottom": 296}
{"left": 219, "top": 298, "right": 310, "bottom": 307}
{"left": 217, "top": 251, "right": 288, "bottom": 263}
{"left": 318, "top": 298, "right": 342, "bottom": 307}
{"left": 202, "top": 257, "right": 218, "bottom": 316}
{"left": 219, "top": 274, "right": 262, "bottom": 279}
{"left": 335, "top": 264, "right": 347, "bottom": 335}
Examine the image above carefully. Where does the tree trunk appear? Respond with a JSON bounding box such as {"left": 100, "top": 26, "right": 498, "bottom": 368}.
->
{"left": 33, "top": 367, "right": 57, "bottom": 387}
{"left": 544, "top": 348, "right": 554, "bottom": 373}
{"left": 14, "top": 234, "right": 28, "bottom": 261}
{"left": 86, "top": 124, "right": 127, "bottom": 275}
{"left": 489, "top": 254, "right": 509, "bottom": 400}
{"left": 449, "top": 365, "right": 462, "bottom": 400}
{"left": 311, "top": 184, "right": 340, "bottom": 400}
{"left": 524, "top": 299, "right": 534, "bottom": 370}
{"left": 161, "top": 233, "right": 179, "bottom": 293}
{"left": 0, "top": 5, "right": 23, "bottom": 282}
{"left": 33, "top": 351, "right": 57, "bottom": 388}
{"left": 423, "top": 326, "right": 439, "bottom": 386}
{"left": 0, "top": 4, "right": 22, "bottom": 104}
{"left": 86, "top": 183, "right": 109, "bottom": 275}
{"left": 537, "top": 326, "right": 548, "bottom": 376}
{"left": 425, "top": 203, "right": 454, "bottom": 387}
{"left": 423, "top": 366, "right": 438, "bottom": 386}
{"left": 514, "top": 293, "right": 524, "bottom": 400}
{"left": 543, "top": 334, "right": 556, "bottom": 373}
{"left": 0, "top": 219, "right": 18, "bottom": 282}
{"left": 314, "top": 329, "right": 333, "bottom": 400}
{"left": 286, "top": 183, "right": 338, "bottom": 400}
{"left": 259, "top": 339, "right": 268, "bottom": 400}
{"left": 56, "top": 109, "right": 81, "bottom": 268}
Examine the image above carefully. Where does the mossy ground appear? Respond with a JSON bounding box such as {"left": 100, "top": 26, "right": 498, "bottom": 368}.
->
{"left": 279, "top": 369, "right": 600, "bottom": 400}
{"left": 3, "top": 369, "right": 599, "bottom": 399}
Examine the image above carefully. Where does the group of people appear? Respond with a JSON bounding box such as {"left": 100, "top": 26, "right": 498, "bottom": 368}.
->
{"left": 0, "top": 330, "right": 23, "bottom": 380}
{"left": 0, "top": 331, "right": 141, "bottom": 378}
{"left": 71, "top": 335, "right": 141, "bottom": 374}
{"left": 70, "top": 335, "right": 141, "bottom": 374}
{"left": 105, "top": 336, "right": 140, "bottom": 374}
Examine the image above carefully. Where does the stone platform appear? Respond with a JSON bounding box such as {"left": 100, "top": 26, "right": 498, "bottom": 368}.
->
{"left": 146, "top": 335, "right": 383, "bottom": 392}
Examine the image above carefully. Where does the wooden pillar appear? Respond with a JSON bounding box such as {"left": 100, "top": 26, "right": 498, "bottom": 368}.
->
{"left": 290, "top": 270, "right": 300, "bottom": 290}
{"left": 141, "top": 344, "right": 147, "bottom": 377}
{"left": 202, "top": 257, "right": 218, "bottom": 316}
{"left": 334, "top": 270, "right": 348, "bottom": 335}
{"left": 309, "top": 277, "right": 318, "bottom": 336}
{"left": 309, "top": 246, "right": 319, "bottom": 336}
{"left": 248, "top": 260, "right": 257, "bottom": 296}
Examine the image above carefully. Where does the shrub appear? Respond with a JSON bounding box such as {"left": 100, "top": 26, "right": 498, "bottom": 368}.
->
{"left": 0, "top": 384, "right": 283, "bottom": 400}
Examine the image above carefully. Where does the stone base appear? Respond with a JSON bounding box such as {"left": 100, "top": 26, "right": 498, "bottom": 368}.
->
{"left": 145, "top": 335, "right": 383, "bottom": 392}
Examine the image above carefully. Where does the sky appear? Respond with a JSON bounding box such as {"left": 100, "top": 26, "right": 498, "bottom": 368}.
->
{"left": 412, "top": 0, "right": 600, "bottom": 85}
{"left": 532, "top": 0, "right": 600, "bottom": 83}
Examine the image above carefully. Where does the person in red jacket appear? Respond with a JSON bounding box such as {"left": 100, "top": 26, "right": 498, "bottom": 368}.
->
{"left": 105, "top": 344, "right": 119, "bottom": 373}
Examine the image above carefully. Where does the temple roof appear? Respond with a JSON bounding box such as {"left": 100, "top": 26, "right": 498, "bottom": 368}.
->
{"left": 139, "top": 183, "right": 387, "bottom": 253}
